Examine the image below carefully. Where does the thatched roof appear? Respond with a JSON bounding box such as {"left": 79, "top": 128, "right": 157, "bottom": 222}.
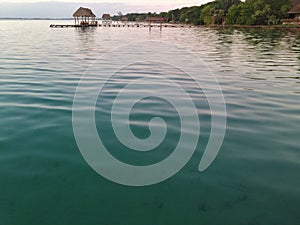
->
{"left": 289, "top": 4, "right": 300, "bottom": 14}
{"left": 102, "top": 14, "right": 111, "bottom": 20}
{"left": 289, "top": 0, "right": 300, "bottom": 14}
{"left": 73, "top": 7, "right": 96, "bottom": 17}
{"left": 292, "top": 0, "right": 300, "bottom": 5}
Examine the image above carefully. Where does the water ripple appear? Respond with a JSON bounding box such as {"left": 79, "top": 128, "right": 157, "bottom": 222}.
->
{"left": 0, "top": 20, "right": 300, "bottom": 225}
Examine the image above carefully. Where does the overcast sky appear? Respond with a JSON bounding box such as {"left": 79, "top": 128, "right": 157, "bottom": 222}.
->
{"left": 0, "top": 0, "right": 211, "bottom": 18}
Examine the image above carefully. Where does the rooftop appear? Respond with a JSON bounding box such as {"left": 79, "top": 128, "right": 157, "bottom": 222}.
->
{"left": 73, "top": 7, "right": 96, "bottom": 18}
{"left": 289, "top": 0, "right": 300, "bottom": 14}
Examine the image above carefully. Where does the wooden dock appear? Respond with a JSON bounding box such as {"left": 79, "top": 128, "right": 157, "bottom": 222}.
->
{"left": 51, "top": 8, "right": 192, "bottom": 29}
{"left": 49, "top": 23, "right": 192, "bottom": 29}
{"left": 50, "top": 24, "right": 96, "bottom": 28}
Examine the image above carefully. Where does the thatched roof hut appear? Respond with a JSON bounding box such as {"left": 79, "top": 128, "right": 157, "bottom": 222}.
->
{"left": 121, "top": 16, "right": 128, "bottom": 22}
{"left": 289, "top": 5, "right": 300, "bottom": 16}
{"left": 292, "top": 0, "right": 300, "bottom": 6}
{"left": 73, "top": 7, "right": 97, "bottom": 26}
{"left": 102, "top": 14, "right": 111, "bottom": 20}
{"left": 73, "top": 7, "right": 96, "bottom": 18}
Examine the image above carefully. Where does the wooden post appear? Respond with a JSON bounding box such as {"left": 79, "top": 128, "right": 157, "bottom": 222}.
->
{"left": 212, "top": 15, "right": 215, "bottom": 25}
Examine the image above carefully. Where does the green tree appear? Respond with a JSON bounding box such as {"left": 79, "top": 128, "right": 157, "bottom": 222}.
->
{"left": 215, "top": 0, "right": 241, "bottom": 13}
{"left": 200, "top": 4, "right": 215, "bottom": 25}
{"left": 252, "top": 0, "right": 271, "bottom": 25}
{"left": 264, "top": 0, "right": 292, "bottom": 19}
{"left": 226, "top": 0, "right": 292, "bottom": 25}
{"left": 189, "top": 6, "right": 203, "bottom": 25}
{"left": 200, "top": 0, "right": 241, "bottom": 25}
{"left": 226, "top": 2, "right": 244, "bottom": 24}
{"left": 114, "top": 0, "right": 292, "bottom": 25}
{"left": 279, "top": 3, "right": 292, "bottom": 20}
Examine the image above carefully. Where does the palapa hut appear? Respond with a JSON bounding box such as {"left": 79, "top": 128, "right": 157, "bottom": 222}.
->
{"left": 121, "top": 16, "right": 129, "bottom": 22}
{"left": 283, "top": 0, "right": 300, "bottom": 24}
{"left": 289, "top": 0, "right": 300, "bottom": 19}
{"left": 102, "top": 13, "right": 112, "bottom": 25}
{"left": 73, "top": 7, "right": 97, "bottom": 26}
{"left": 102, "top": 14, "right": 111, "bottom": 20}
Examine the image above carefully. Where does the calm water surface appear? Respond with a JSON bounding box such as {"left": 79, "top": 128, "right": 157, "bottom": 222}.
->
{"left": 0, "top": 20, "right": 300, "bottom": 225}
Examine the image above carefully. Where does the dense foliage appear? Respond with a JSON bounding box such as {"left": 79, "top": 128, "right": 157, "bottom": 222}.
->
{"left": 114, "top": 0, "right": 293, "bottom": 26}
{"left": 226, "top": 0, "right": 292, "bottom": 25}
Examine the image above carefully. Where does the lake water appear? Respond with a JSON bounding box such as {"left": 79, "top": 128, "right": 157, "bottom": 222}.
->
{"left": 0, "top": 20, "right": 300, "bottom": 225}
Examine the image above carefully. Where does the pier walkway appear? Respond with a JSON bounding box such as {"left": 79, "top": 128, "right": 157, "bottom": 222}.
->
{"left": 49, "top": 23, "right": 192, "bottom": 28}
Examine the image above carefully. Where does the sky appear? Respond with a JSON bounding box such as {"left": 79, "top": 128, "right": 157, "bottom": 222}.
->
{"left": 0, "top": 0, "right": 211, "bottom": 18}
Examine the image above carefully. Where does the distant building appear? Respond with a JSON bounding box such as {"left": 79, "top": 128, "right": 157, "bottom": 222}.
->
{"left": 102, "top": 13, "right": 112, "bottom": 25}
{"left": 102, "top": 14, "right": 111, "bottom": 20}
{"left": 288, "top": 0, "right": 300, "bottom": 19}
{"left": 73, "top": 7, "right": 97, "bottom": 26}
{"left": 121, "top": 17, "right": 129, "bottom": 22}
{"left": 135, "top": 16, "right": 142, "bottom": 22}
{"left": 283, "top": 0, "right": 300, "bottom": 25}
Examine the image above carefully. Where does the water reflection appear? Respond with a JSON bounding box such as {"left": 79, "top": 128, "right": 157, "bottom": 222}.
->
{"left": 1, "top": 20, "right": 300, "bottom": 225}
{"left": 74, "top": 26, "right": 96, "bottom": 40}
{"left": 74, "top": 26, "right": 97, "bottom": 59}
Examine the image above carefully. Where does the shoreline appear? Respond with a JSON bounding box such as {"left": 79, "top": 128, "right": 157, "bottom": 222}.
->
{"left": 201, "top": 24, "right": 300, "bottom": 31}
{"left": 1, "top": 19, "right": 299, "bottom": 31}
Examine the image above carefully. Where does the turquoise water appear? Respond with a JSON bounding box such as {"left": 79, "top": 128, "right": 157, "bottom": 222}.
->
{"left": 1, "top": 20, "right": 300, "bottom": 224}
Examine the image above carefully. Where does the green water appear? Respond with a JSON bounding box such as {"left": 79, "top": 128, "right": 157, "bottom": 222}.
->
{"left": 0, "top": 20, "right": 300, "bottom": 225}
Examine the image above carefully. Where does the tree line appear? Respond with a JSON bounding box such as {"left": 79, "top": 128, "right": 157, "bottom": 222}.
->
{"left": 113, "top": 0, "right": 293, "bottom": 25}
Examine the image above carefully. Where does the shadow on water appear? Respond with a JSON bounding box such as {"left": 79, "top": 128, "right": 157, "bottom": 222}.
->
{"left": 237, "top": 28, "right": 285, "bottom": 49}
{"left": 210, "top": 28, "right": 289, "bottom": 60}
{"left": 207, "top": 27, "right": 300, "bottom": 83}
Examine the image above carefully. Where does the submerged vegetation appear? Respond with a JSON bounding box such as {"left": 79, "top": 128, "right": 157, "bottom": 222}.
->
{"left": 114, "top": 0, "right": 293, "bottom": 26}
